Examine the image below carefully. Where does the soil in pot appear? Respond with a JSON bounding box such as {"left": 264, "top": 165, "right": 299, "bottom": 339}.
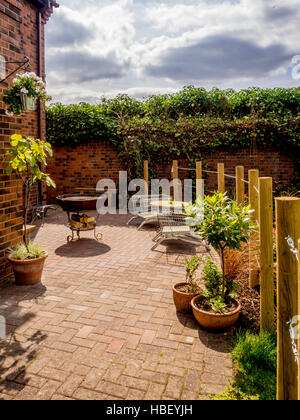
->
{"left": 8, "top": 253, "right": 48, "bottom": 286}
{"left": 173, "top": 282, "right": 202, "bottom": 313}
{"left": 191, "top": 295, "right": 241, "bottom": 330}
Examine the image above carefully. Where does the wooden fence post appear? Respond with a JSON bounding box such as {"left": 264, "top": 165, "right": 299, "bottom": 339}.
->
{"left": 172, "top": 160, "right": 180, "bottom": 201}
{"left": 297, "top": 239, "right": 300, "bottom": 401}
{"left": 196, "top": 161, "right": 203, "bottom": 200}
{"left": 249, "top": 169, "right": 260, "bottom": 288}
{"left": 218, "top": 163, "right": 225, "bottom": 193}
{"left": 298, "top": 239, "right": 300, "bottom": 401}
{"left": 276, "top": 197, "right": 300, "bottom": 400}
{"left": 259, "top": 177, "right": 275, "bottom": 332}
{"left": 144, "top": 160, "right": 149, "bottom": 195}
{"left": 236, "top": 166, "right": 245, "bottom": 206}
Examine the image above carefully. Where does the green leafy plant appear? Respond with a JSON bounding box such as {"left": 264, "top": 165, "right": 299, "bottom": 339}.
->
{"left": 201, "top": 256, "right": 239, "bottom": 314}
{"left": 185, "top": 256, "right": 201, "bottom": 293}
{"left": 46, "top": 87, "right": 300, "bottom": 181}
{"left": 211, "top": 331, "right": 276, "bottom": 400}
{"left": 3, "top": 72, "right": 50, "bottom": 116}
{"left": 189, "top": 193, "right": 255, "bottom": 311}
{"left": 9, "top": 242, "right": 46, "bottom": 260}
{"left": 201, "top": 257, "right": 226, "bottom": 313}
{"left": 210, "top": 385, "right": 259, "bottom": 400}
{"left": 6, "top": 134, "right": 56, "bottom": 254}
{"left": 232, "top": 331, "right": 277, "bottom": 400}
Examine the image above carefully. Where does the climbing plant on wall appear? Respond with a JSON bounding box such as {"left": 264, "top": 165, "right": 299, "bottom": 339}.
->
{"left": 46, "top": 87, "right": 300, "bottom": 179}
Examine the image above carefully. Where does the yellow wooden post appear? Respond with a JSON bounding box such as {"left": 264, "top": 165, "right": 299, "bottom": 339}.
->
{"left": 217, "top": 163, "right": 225, "bottom": 193}
{"left": 172, "top": 160, "right": 179, "bottom": 201}
{"left": 196, "top": 161, "right": 203, "bottom": 200}
{"left": 276, "top": 197, "right": 300, "bottom": 400}
{"left": 236, "top": 166, "right": 245, "bottom": 206}
{"left": 298, "top": 239, "right": 300, "bottom": 401}
{"left": 249, "top": 169, "right": 260, "bottom": 288}
{"left": 259, "top": 177, "right": 275, "bottom": 332}
{"left": 144, "top": 160, "right": 149, "bottom": 195}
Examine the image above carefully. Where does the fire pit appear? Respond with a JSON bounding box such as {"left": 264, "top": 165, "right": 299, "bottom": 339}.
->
{"left": 56, "top": 194, "right": 106, "bottom": 243}
{"left": 56, "top": 194, "right": 99, "bottom": 212}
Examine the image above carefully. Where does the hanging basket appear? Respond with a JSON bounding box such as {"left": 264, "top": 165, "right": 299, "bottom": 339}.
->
{"left": 20, "top": 93, "right": 37, "bottom": 112}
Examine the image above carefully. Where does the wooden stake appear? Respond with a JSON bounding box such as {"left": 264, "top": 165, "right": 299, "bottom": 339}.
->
{"left": 217, "top": 163, "right": 225, "bottom": 193}
{"left": 196, "top": 161, "right": 203, "bottom": 200}
{"left": 144, "top": 160, "right": 149, "bottom": 195}
{"left": 236, "top": 166, "right": 245, "bottom": 206}
{"left": 249, "top": 169, "right": 259, "bottom": 288}
{"left": 276, "top": 197, "right": 300, "bottom": 400}
{"left": 172, "top": 160, "right": 180, "bottom": 201}
{"left": 259, "top": 177, "right": 275, "bottom": 332}
{"left": 298, "top": 239, "right": 300, "bottom": 402}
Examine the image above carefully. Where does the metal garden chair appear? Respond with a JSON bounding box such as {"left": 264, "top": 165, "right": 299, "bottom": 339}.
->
{"left": 151, "top": 211, "right": 210, "bottom": 251}
{"left": 127, "top": 194, "right": 170, "bottom": 231}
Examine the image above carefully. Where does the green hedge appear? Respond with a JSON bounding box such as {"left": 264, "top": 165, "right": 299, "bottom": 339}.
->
{"left": 46, "top": 87, "right": 300, "bottom": 178}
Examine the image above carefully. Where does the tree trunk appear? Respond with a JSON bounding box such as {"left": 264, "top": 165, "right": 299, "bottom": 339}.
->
{"left": 23, "top": 181, "right": 32, "bottom": 251}
{"left": 220, "top": 247, "right": 226, "bottom": 299}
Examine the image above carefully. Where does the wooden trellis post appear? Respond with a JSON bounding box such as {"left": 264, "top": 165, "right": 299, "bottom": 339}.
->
{"left": 249, "top": 169, "right": 260, "bottom": 288}
{"left": 259, "top": 177, "right": 275, "bottom": 332}
{"left": 298, "top": 239, "right": 300, "bottom": 401}
{"left": 144, "top": 160, "right": 149, "bottom": 195}
{"left": 276, "top": 197, "right": 300, "bottom": 401}
{"left": 196, "top": 161, "right": 203, "bottom": 200}
{"left": 217, "top": 163, "right": 225, "bottom": 193}
{"left": 236, "top": 165, "right": 245, "bottom": 206}
{"left": 172, "top": 160, "right": 180, "bottom": 201}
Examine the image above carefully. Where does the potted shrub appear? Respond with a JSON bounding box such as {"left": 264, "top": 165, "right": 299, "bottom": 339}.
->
{"left": 173, "top": 256, "right": 203, "bottom": 313}
{"left": 6, "top": 134, "right": 56, "bottom": 286}
{"left": 3, "top": 72, "right": 50, "bottom": 116}
{"left": 189, "top": 192, "right": 256, "bottom": 330}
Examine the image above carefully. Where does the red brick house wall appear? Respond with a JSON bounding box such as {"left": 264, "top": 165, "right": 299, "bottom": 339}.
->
{"left": 0, "top": 0, "right": 57, "bottom": 281}
{"left": 47, "top": 142, "right": 299, "bottom": 203}
{"left": 47, "top": 141, "right": 124, "bottom": 202}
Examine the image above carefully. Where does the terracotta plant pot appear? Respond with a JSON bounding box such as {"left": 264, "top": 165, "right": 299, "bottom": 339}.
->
{"left": 7, "top": 253, "right": 48, "bottom": 286}
{"left": 173, "top": 282, "right": 201, "bottom": 313}
{"left": 191, "top": 295, "right": 241, "bottom": 330}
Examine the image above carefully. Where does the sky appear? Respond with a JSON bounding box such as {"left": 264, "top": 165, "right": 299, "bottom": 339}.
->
{"left": 45, "top": 0, "right": 300, "bottom": 104}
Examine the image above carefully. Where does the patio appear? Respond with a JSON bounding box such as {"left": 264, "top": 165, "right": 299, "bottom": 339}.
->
{"left": 0, "top": 211, "right": 233, "bottom": 400}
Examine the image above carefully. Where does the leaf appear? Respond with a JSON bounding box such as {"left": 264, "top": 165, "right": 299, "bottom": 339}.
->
{"left": 45, "top": 176, "right": 56, "bottom": 188}
{"left": 11, "top": 134, "right": 22, "bottom": 142}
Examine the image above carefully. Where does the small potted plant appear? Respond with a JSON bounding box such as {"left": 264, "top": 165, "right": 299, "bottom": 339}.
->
{"left": 189, "top": 192, "right": 256, "bottom": 330}
{"left": 6, "top": 134, "right": 56, "bottom": 286}
{"left": 173, "top": 256, "right": 202, "bottom": 313}
{"left": 3, "top": 72, "right": 50, "bottom": 116}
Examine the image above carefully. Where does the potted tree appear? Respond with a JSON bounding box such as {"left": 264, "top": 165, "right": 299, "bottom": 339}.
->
{"left": 3, "top": 72, "right": 50, "bottom": 116}
{"left": 189, "top": 192, "right": 256, "bottom": 330}
{"left": 6, "top": 134, "right": 56, "bottom": 286}
{"left": 173, "top": 256, "right": 203, "bottom": 313}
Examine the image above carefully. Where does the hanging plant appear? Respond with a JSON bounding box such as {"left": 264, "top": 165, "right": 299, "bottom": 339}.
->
{"left": 3, "top": 72, "right": 51, "bottom": 116}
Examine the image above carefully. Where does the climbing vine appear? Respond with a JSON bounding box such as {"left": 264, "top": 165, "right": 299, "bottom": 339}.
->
{"left": 46, "top": 87, "right": 300, "bottom": 179}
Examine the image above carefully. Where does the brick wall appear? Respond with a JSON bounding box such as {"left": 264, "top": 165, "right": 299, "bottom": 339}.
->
{"left": 0, "top": 0, "right": 50, "bottom": 280}
{"left": 47, "top": 142, "right": 299, "bottom": 203}
{"left": 47, "top": 141, "right": 124, "bottom": 202}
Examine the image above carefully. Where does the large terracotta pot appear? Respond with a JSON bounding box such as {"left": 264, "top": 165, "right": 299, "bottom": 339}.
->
{"left": 7, "top": 253, "right": 48, "bottom": 286}
{"left": 173, "top": 282, "right": 201, "bottom": 313}
{"left": 191, "top": 295, "right": 241, "bottom": 330}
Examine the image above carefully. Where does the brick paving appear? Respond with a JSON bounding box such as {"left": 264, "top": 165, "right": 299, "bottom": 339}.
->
{"left": 0, "top": 211, "right": 233, "bottom": 400}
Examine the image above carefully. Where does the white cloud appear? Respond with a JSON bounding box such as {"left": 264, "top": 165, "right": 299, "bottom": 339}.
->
{"left": 46, "top": 0, "right": 300, "bottom": 103}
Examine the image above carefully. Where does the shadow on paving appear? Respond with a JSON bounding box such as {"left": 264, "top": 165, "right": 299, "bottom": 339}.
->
{"left": 55, "top": 238, "right": 111, "bottom": 258}
{"left": 0, "top": 284, "right": 48, "bottom": 398}
{"left": 176, "top": 310, "right": 232, "bottom": 356}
